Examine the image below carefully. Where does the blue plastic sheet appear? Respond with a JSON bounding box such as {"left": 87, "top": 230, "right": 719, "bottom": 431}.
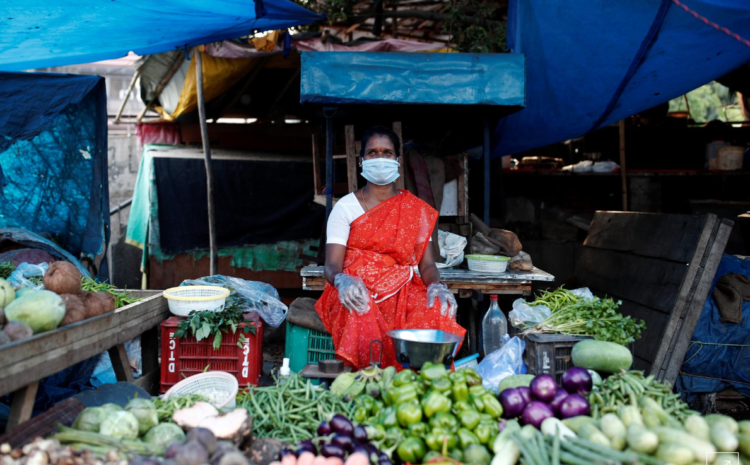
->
{"left": 0, "top": 73, "right": 109, "bottom": 278}
{"left": 0, "top": 0, "right": 325, "bottom": 71}
{"left": 495, "top": 0, "right": 750, "bottom": 156}
{"left": 300, "top": 52, "right": 525, "bottom": 106}
{"left": 676, "top": 255, "right": 750, "bottom": 401}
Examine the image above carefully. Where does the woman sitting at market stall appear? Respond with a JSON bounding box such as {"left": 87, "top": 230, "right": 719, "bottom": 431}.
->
{"left": 315, "top": 126, "right": 466, "bottom": 369}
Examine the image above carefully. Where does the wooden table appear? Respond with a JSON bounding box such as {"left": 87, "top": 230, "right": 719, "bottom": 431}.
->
{"left": 0, "top": 291, "right": 169, "bottom": 432}
{"left": 301, "top": 266, "right": 555, "bottom": 353}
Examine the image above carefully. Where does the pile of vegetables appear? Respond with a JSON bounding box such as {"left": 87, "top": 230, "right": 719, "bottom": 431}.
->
{"left": 524, "top": 287, "right": 645, "bottom": 345}
{"left": 330, "top": 364, "right": 396, "bottom": 403}
{"left": 0, "top": 438, "right": 128, "bottom": 465}
{"left": 174, "top": 307, "right": 256, "bottom": 350}
{"left": 153, "top": 394, "right": 210, "bottom": 423}
{"left": 237, "top": 373, "right": 356, "bottom": 443}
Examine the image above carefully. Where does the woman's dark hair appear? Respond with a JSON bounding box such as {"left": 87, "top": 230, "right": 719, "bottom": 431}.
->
{"left": 360, "top": 126, "right": 401, "bottom": 158}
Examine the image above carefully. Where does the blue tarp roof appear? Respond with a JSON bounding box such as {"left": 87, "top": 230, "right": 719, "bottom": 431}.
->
{"left": 494, "top": 0, "right": 750, "bottom": 157}
{"left": 300, "top": 52, "right": 525, "bottom": 106}
{"left": 0, "top": 0, "right": 324, "bottom": 71}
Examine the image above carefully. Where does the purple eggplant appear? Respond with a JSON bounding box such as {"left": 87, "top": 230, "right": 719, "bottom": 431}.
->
{"left": 330, "top": 414, "right": 354, "bottom": 435}
{"left": 530, "top": 374, "right": 558, "bottom": 402}
{"left": 559, "top": 393, "right": 591, "bottom": 419}
{"left": 318, "top": 421, "right": 332, "bottom": 436}
{"left": 352, "top": 444, "right": 369, "bottom": 456}
{"left": 561, "top": 367, "right": 593, "bottom": 395}
{"left": 280, "top": 448, "right": 297, "bottom": 458}
{"left": 521, "top": 401, "right": 555, "bottom": 429}
{"left": 499, "top": 388, "right": 526, "bottom": 418}
{"left": 517, "top": 386, "right": 532, "bottom": 406}
{"left": 331, "top": 434, "right": 354, "bottom": 452}
{"left": 353, "top": 425, "right": 368, "bottom": 443}
{"left": 549, "top": 389, "right": 569, "bottom": 416}
{"left": 297, "top": 441, "right": 317, "bottom": 455}
{"left": 321, "top": 444, "right": 346, "bottom": 459}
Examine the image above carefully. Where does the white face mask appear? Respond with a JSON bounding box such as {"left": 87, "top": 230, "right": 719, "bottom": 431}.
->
{"left": 361, "top": 158, "right": 400, "bottom": 185}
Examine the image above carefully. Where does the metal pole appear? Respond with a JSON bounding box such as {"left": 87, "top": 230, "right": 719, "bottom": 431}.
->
{"left": 195, "top": 49, "right": 218, "bottom": 275}
{"left": 483, "top": 117, "right": 491, "bottom": 225}
{"left": 325, "top": 110, "right": 335, "bottom": 220}
{"left": 619, "top": 120, "right": 629, "bottom": 211}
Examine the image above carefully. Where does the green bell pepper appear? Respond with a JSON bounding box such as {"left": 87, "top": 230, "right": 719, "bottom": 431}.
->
{"left": 379, "top": 406, "right": 399, "bottom": 429}
{"left": 448, "top": 370, "right": 466, "bottom": 383}
{"left": 420, "top": 362, "right": 448, "bottom": 382}
{"left": 469, "top": 394, "right": 485, "bottom": 413}
{"left": 429, "top": 411, "right": 458, "bottom": 431}
{"left": 463, "top": 368, "right": 483, "bottom": 386}
{"left": 396, "top": 400, "right": 423, "bottom": 427}
{"left": 408, "top": 422, "right": 429, "bottom": 438}
{"left": 469, "top": 385, "right": 488, "bottom": 397}
{"left": 457, "top": 428, "right": 480, "bottom": 449}
{"left": 451, "top": 380, "right": 469, "bottom": 403}
{"left": 425, "top": 427, "right": 458, "bottom": 451}
{"left": 474, "top": 421, "right": 499, "bottom": 445}
{"left": 457, "top": 409, "right": 481, "bottom": 430}
{"left": 388, "top": 383, "right": 418, "bottom": 405}
{"left": 449, "top": 448, "right": 463, "bottom": 462}
{"left": 451, "top": 400, "right": 473, "bottom": 414}
{"left": 393, "top": 369, "right": 418, "bottom": 387}
{"left": 353, "top": 406, "right": 368, "bottom": 423}
{"left": 431, "top": 377, "right": 453, "bottom": 393}
{"left": 371, "top": 400, "right": 384, "bottom": 416}
{"left": 423, "top": 451, "right": 443, "bottom": 463}
{"left": 397, "top": 436, "right": 426, "bottom": 463}
{"left": 422, "top": 391, "right": 452, "bottom": 418}
{"left": 482, "top": 394, "right": 503, "bottom": 419}
{"left": 478, "top": 413, "right": 494, "bottom": 423}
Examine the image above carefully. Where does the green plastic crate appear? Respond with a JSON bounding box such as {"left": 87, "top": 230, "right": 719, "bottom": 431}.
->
{"left": 284, "top": 321, "right": 336, "bottom": 373}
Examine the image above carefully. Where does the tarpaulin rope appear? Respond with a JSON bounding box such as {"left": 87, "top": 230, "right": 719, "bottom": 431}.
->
{"left": 588, "top": 0, "right": 672, "bottom": 133}
{"left": 672, "top": 0, "right": 750, "bottom": 48}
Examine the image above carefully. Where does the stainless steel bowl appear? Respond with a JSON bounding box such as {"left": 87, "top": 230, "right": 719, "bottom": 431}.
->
{"left": 387, "top": 329, "right": 463, "bottom": 369}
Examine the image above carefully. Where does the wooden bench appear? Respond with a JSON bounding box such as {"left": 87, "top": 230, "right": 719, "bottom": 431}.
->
{"left": 0, "top": 291, "right": 169, "bottom": 432}
{"left": 574, "top": 212, "right": 733, "bottom": 385}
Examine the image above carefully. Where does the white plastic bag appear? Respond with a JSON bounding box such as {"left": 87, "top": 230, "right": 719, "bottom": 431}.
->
{"left": 509, "top": 298, "right": 551, "bottom": 328}
{"left": 477, "top": 334, "right": 527, "bottom": 392}
{"left": 180, "top": 275, "right": 288, "bottom": 327}
{"left": 436, "top": 230, "right": 467, "bottom": 269}
{"left": 8, "top": 262, "right": 49, "bottom": 290}
{"left": 592, "top": 161, "right": 620, "bottom": 172}
{"left": 570, "top": 287, "right": 595, "bottom": 301}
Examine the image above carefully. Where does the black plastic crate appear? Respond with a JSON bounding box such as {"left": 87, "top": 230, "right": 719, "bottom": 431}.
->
{"left": 520, "top": 333, "right": 593, "bottom": 385}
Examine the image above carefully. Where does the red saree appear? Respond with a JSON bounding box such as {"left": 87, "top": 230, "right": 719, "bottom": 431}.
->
{"left": 315, "top": 190, "right": 466, "bottom": 369}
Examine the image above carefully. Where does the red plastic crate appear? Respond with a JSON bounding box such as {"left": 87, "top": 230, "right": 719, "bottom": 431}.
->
{"left": 160, "top": 316, "right": 263, "bottom": 394}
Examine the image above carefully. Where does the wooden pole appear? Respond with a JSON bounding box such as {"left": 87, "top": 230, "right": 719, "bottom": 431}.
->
{"left": 619, "top": 120, "right": 628, "bottom": 211}
{"left": 195, "top": 49, "right": 218, "bottom": 275}
{"left": 483, "top": 117, "right": 491, "bottom": 225}
{"left": 114, "top": 67, "right": 143, "bottom": 124}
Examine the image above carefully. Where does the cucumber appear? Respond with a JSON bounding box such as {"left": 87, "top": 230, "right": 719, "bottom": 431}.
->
{"left": 578, "top": 423, "right": 611, "bottom": 448}
{"left": 642, "top": 408, "right": 661, "bottom": 428}
{"left": 653, "top": 427, "right": 717, "bottom": 463}
{"left": 684, "top": 415, "right": 711, "bottom": 441}
{"left": 626, "top": 424, "right": 659, "bottom": 454}
{"left": 571, "top": 339, "right": 632, "bottom": 373}
{"left": 600, "top": 414, "right": 627, "bottom": 451}
{"left": 655, "top": 443, "right": 694, "bottom": 465}
{"left": 541, "top": 417, "right": 576, "bottom": 440}
{"left": 618, "top": 405, "right": 643, "bottom": 426}
{"left": 498, "top": 375, "right": 535, "bottom": 392}
{"left": 705, "top": 414, "right": 739, "bottom": 434}
{"left": 562, "top": 416, "right": 596, "bottom": 433}
{"left": 710, "top": 423, "right": 738, "bottom": 452}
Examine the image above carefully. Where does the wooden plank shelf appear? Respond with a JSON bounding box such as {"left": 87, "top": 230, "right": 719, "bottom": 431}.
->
{"left": 0, "top": 291, "right": 169, "bottom": 431}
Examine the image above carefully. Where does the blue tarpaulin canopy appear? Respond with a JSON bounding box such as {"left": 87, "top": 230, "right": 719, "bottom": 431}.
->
{"left": 495, "top": 0, "right": 750, "bottom": 157}
{"left": 300, "top": 52, "right": 525, "bottom": 106}
{"left": 0, "top": 0, "right": 324, "bottom": 71}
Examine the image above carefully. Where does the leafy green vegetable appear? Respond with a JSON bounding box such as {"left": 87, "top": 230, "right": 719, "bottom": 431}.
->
{"left": 174, "top": 306, "right": 256, "bottom": 350}
{"left": 73, "top": 407, "right": 108, "bottom": 432}
{"left": 99, "top": 411, "right": 139, "bottom": 440}
{"left": 143, "top": 423, "right": 186, "bottom": 454}
{"left": 152, "top": 394, "right": 208, "bottom": 423}
{"left": 526, "top": 287, "right": 645, "bottom": 345}
{"left": 81, "top": 277, "right": 140, "bottom": 308}
{"left": 0, "top": 261, "right": 14, "bottom": 280}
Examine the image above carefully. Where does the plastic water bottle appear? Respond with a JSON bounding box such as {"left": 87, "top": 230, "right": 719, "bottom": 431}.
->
{"left": 279, "top": 358, "right": 291, "bottom": 383}
{"left": 482, "top": 295, "right": 508, "bottom": 355}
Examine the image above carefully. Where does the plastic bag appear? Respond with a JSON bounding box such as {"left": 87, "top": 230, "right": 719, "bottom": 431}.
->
{"left": 570, "top": 287, "right": 595, "bottom": 301}
{"left": 8, "top": 262, "right": 49, "bottom": 290}
{"left": 476, "top": 334, "right": 527, "bottom": 392}
{"left": 509, "top": 298, "right": 551, "bottom": 328}
{"left": 180, "top": 275, "right": 288, "bottom": 327}
{"left": 436, "top": 230, "right": 467, "bottom": 269}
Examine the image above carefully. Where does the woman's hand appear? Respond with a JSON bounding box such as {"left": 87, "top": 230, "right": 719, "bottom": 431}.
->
{"left": 427, "top": 282, "right": 457, "bottom": 318}
{"left": 334, "top": 273, "right": 370, "bottom": 315}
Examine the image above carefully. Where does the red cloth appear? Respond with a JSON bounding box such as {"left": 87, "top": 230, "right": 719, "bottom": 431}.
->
{"left": 316, "top": 190, "right": 466, "bottom": 369}
{"left": 136, "top": 122, "right": 181, "bottom": 147}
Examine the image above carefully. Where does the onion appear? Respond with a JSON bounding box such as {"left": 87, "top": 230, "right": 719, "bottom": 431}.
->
{"left": 521, "top": 401, "right": 555, "bottom": 429}
{"left": 549, "top": 389, "right": 569, "bottom": 416}
{"left": 530, "top": 374, "right": 558, "bottom": 402}
{"left": 517, "top": 386, "right": 532, "bottom": 406}
{"left": 499, "top": 388, "right": 526, "bottom": 418}
{"left": 561, "top": 367, "right": 593, "bottom": 395}
{"left": 559, "top": 393, "right": 590, "bottom": 419}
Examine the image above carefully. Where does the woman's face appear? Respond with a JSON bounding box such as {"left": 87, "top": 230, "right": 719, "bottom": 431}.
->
{"left": 363, "top": 134, "right": 397, "bottom": 160}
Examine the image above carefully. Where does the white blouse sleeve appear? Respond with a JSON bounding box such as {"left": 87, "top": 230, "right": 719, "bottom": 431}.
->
{"left": 326, "top": 200, "right": 353, "bottom": 246}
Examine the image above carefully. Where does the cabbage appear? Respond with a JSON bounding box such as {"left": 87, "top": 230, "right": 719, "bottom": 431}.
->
{"left": 101, "top": 403, "right": 124, "bottom": 414}
{"left": 99, "top": 411, "right": 139, "bottom": 440}
{"left": 4, "top": 290, "right": 65, "bottom": 333}
{"left": 143, "top": 423, "right": 186, "bottom": 454}
{"left": 73, "top": 407, "right": 107, "bottom": 432}
{"left": 126, "top": 398, "right": 159, "bottom": 436}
